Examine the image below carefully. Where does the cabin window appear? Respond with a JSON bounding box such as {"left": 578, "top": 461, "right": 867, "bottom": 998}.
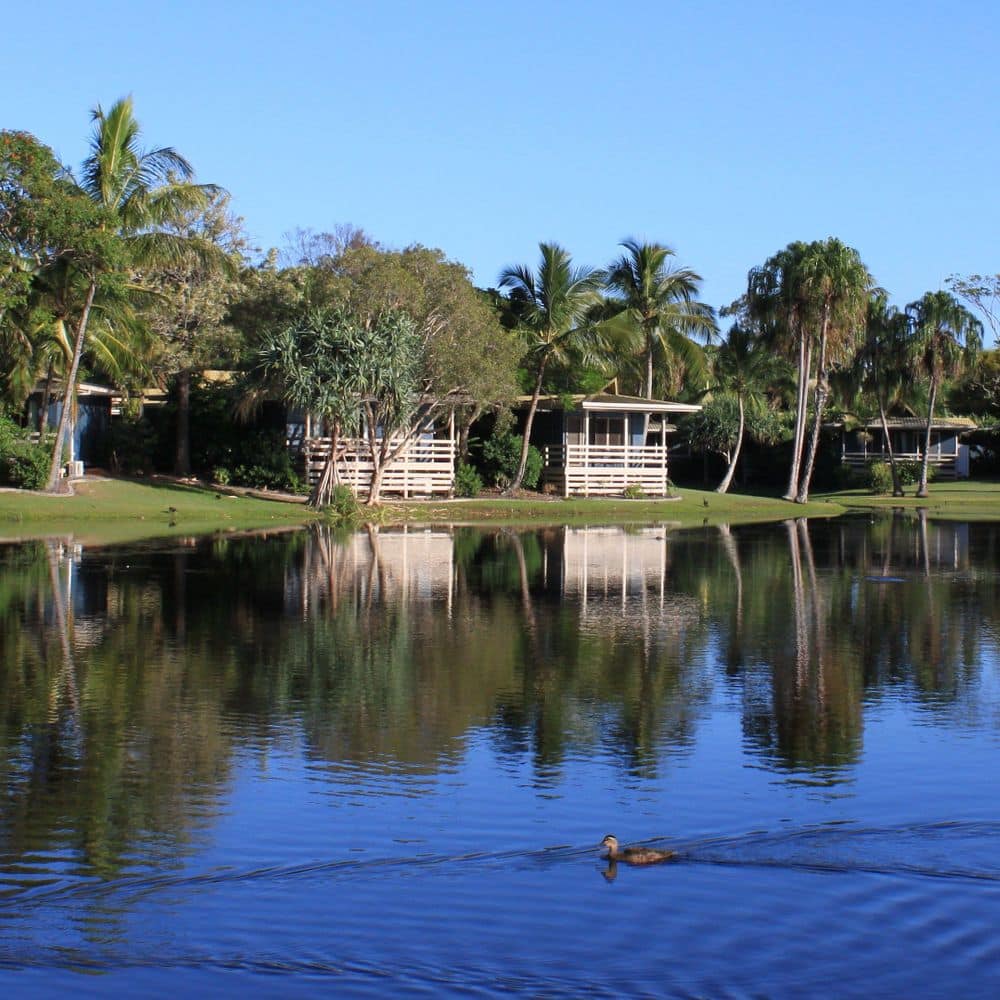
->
{"left": 590, "top": 415, "right": 624, "bottom": 446}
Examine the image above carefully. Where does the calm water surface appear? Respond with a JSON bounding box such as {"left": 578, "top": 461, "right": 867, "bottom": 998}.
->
{"left": 2, "top": 514, "right": 1000, "bottom": 996}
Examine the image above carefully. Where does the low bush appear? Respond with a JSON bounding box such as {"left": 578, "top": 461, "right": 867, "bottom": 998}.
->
{"left": 454, "top": 462, "right": 482, "bottom": 498}
{"left": 482, "top": 430, "right": 542, "bottom": 490}
{"left": 0, "top": 413, "right": 52, "bottom": 490}
{"left": 623, "top": 482, "right": 646, "bottom": 499}
{"left": 867, "top": 462, "right": 893, "bottom": 494}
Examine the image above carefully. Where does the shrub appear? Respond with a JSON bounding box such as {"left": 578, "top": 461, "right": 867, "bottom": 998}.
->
{"left": 482, "top": 430, "right": 542, "bottom": 490}
{"left": 213, "top": 467, "right": 231, "bottom": 486}
{"left": 896, "top": 459, "right": 934, "bottom": 486}
{"left": 7, "top": 442, "right": 50, "bottom": 490}
{"left": 867, "top": 462, "right": 893, "bottom": 495}
{"left": 108, "top": 417, "right": 160, "bottom": 474}
{"left": 455, "top": 462, "right": 482, "bottom": 498}
{"left": 0, "top": 413, "right": 51, "bottom": 490}
{"left": 623, "top": 482, "right": 646, "bottom": 499}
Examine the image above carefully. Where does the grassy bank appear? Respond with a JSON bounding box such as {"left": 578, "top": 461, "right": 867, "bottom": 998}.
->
{"left": 3, "top": 476, "right": 999, "bottom": 545}
{"left": 814, "top": 478, "right": 1000, "bottom": 521}
{"left": 379, "top": 489, "right": 841, "bottom": 528}
{"left": 0, "top": 477, "right": 315, "bottom": 545}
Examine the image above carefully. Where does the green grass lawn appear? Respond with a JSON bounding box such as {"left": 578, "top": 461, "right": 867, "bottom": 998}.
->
{"left": 0, "top": 477, "right": 315, "bottom": 545}
{"left": 3, "top": 476, "right": 1000, "bottom": 546}
{"left": 814, "top": 478, "right": 1000, "bottom": 520}
{"left": 379, "top": 488, "right": 842, "bottom": 528}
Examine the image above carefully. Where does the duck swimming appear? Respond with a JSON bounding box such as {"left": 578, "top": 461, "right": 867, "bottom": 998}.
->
{"left": 600, "top": 834, "right": 676, "bottom": 865}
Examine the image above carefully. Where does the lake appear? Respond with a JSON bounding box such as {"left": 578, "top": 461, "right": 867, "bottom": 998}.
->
{"left": 2, "top": 513, "right": 1000, "bottom": 996}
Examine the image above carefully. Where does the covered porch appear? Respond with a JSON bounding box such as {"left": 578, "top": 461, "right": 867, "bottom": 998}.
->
{"left": 299, "top": 409, "right": 457, "bottom": 498}
{"left": 525, "top": 393, "right": 701, "bottom": 497}
{"left": 833, "top": 417, "right": 975, "bottom": 480}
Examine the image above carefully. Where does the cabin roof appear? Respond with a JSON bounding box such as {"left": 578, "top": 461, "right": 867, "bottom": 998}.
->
{"left": 31, "top": 381, "right": 116, "bottom": 397}
{"left": 827, "top": 416, "right": 977, "bottom": 431}
{"left": 516, "top": 392, "right": 701, "bottom": 414}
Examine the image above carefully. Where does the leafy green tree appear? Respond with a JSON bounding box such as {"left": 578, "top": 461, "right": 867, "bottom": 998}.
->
{"left": 709, "top": 323, "right": 787, "bottom": 493}
{"left": 850, "top": 292, "right": 912, "bottom": 496}
{"left": 30, "top": 98, "right": 220, "bottom": 491}
{"left": 0, "top": 131, "right": 122, "bottom": 488}
{"left": 602, "top": 239, "right": 716, "bottom": 399}
{"left": 142, "top": 193, "right": 247, "bottom": 475}
{"left": 947, "top": 272, "right": 999, "bottom": 343}
{"left": 498, "top": 243, "right": 603, "bottom": 491}
{"left": 331, "top": 245, "right": 520, "bottom": 457}
{"left": 906, "top": 290, "right": 983, "bottom": 497}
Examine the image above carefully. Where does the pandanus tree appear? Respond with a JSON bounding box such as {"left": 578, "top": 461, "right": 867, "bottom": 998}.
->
{"left": 498, "top": 243, "right": 603, "bottom": 492}
{"left": 905, "top": 291, "right": 983, "bottom": 497}
{"left": 602, "top": 239, "right": 716, "bottom": 399}
{"left": 42, "top": 97, "right": 221, "bottom": 491}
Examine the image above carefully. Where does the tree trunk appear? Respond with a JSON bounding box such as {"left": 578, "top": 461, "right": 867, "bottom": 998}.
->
{"left": 39, "top": 364, "right": 54, "bottom": 434}
{"left": 175, "top": 368, "right": 192, "bottom": 477}
{"left": 309, "top": 422, "right": 342, "bottom": 507}
{"left": 785, "top": 331, "right": 811, "bottom": 500}
{"left": 645, "top": 340, "right": 655, "bottom": 400}
{"left": 46, "top": 281, "right": 97, "bottom": 493}
{"left": 795, "top": 316, "right": 830, "bottom": 504}
{"left": 877, "top": 396, "right": 904, "bottom": 496}
{"left": 364, "top": 408, "right": 389, "bottom": 506}
{"left": 507, "top": 357, "right": 547, "bottom": 494}
{"left": 457, "top": 405, "right": 481, "bottom": 464}
{"left": 916, "top": 378, "right": 938, "bottom": 498}
{"left": 716, "top": 394, "right": 745, "bottom": 494}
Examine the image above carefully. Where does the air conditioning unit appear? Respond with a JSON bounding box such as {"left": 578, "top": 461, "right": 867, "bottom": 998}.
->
{"left": 68, "top": 461, "right": 85, "bottom": 478}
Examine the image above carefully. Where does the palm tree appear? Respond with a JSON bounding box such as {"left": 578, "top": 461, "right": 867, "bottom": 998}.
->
{"left": 603, "top": 239, "right": 716, "bottom": 399}
{"left": 747, "top": 241, "right": 813, "bottom": 500}
{"left": 852, "top": 292, "right": 912, "bottom": 496}
{"left": 498, "top": 243, "right": 603, "bottom": 492}
{"left": 747, "top": 239, "right": 872, "bottom": 503}
{"left": 905, "top": 291, "right": 983, "bottom": 497}
{"left": 712, "top": 323, "right": 785, "bottom": 493}
{"left": 45, "top": 97, "right": 219, "bottom": 491}
{"left": 794, "top": 239, "right": 872, "bottom": 503}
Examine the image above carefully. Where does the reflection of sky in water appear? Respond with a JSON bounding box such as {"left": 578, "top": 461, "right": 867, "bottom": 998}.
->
{"left": 3, "top": 519, "right": 1000, "bottom": 995}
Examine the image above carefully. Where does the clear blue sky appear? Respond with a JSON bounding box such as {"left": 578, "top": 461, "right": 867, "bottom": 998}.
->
{"left": 6, "top": 0, "right": 998, "bottom": 319}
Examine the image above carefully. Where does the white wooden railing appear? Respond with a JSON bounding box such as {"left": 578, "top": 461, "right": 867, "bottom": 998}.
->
{"left": 842, "top": 449, "right": 959, "bottom": 477}
{"left": 542, "top": 444, "right": 671, "bottom": 496}
{"left": 303, "top": 436, "right": 455, "bottom": 496}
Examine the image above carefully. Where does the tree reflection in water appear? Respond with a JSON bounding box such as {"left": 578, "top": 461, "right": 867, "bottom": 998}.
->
{"left": 0, "top": 514, "right": 995, "bottom": 906}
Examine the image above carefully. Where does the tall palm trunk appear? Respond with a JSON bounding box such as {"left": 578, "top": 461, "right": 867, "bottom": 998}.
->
{"left": 39, "top": 363, "right": 54, "bottom": 434}
{"left": 785, "top": 331, "right": 811, "bottom": 500}
{"left": 45, "top": 281, "right": 97, "bottom": 492}
{"left": 175, "top": 368, "right": 192, "bottom": 477}
{"left": 796, "top": 312, "right": 831, "bottom": 503}
{"left": 877, "top": 397, "right": 904, "bottom": 496}
{"left": 716, "top": 394, "right": 745, "bottom": 494}
{"left": 645, "top": 337, "right": 655, "bottom": 399}
{"left": 917, "top": 377, "right": 938, "bottom": 498}
{"left": 508, "top": 354, "right": 548, "bottom": 494}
